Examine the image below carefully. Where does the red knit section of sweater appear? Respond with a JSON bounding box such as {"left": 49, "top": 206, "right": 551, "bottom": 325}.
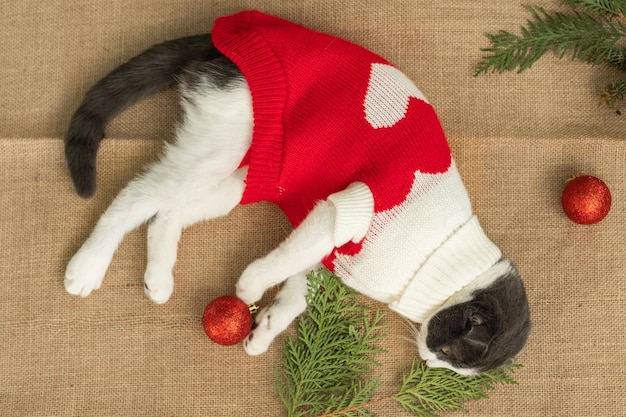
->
{"left": 212, "top": 11, "right": 451, "bottom": 227}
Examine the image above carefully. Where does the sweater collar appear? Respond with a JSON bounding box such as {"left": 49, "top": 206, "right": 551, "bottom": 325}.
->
{"left": 388, "top": 216, "right": 501, "bottom": 323}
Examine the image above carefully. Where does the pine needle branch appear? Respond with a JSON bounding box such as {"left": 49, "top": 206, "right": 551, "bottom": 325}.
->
{"left": 563, "top": 0, "right": 626, "bottom": 16}
{"left": 275, "top": 270, "right": 522, "bottom": 417}
{"left": 600, "top": 78, "right": 626, "bottom": 103}
{"left": 474, "top": 5, "right": 626, "bottom": 75}
{"left": 314, "top": 362, "right": 520, "bottom": 417}
{"left": 393, "top": 360, "right": 520, "bottom": 416}
{"left": 274, "top": 269, "right": 387, "bottom": 417}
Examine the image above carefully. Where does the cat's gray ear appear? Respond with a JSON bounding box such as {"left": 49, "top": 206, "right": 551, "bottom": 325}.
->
{"left": 470, "top": 312, "right": 485, "bottom": 326}
{"left": 465, "top": 311, "right": 493, "bottom": 354}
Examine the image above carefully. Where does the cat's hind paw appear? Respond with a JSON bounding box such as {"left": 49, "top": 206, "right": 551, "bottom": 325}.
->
{"left": 144, "top": 268, "right": 174, "bottom": 304}
{"left": 243, "top": 307, "right": 277, "bottom": 356}
{"left": 64, "top": 274, "right": 102, "bottom": 298}
{"left": 64, "top": 249, "right": 110, "bottom": 297}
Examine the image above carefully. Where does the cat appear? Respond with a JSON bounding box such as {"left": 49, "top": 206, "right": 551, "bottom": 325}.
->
{"left": 63, "top": 11, "right": 531, "bottom": 375}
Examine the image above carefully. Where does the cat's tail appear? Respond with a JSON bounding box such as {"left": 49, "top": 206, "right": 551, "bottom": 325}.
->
{"left": 65, "top": 34, "right": 221, "bottom": 198}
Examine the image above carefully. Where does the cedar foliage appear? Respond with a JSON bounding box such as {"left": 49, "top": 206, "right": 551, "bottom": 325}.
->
{"left": 475, "top": 0, "right": 626, "bottom": 105}
{"left": 274, "top": 269, "right": 520, "bottom": 417}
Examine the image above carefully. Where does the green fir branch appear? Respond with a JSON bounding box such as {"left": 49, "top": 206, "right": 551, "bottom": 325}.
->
{"left": 394, "top": 360, "right": 521, "bottom": 417}
{"left": 475, "top": 0, "right": 626, "bottom": 104}
{"left": 274, "top": 269, "right": 387, "bottom": 417}
{"left": 275, "top": 270, "right": 521, "bottom": 417}
{"left": 601, "top": 78, "right": 626, "bottom": 103}
{"left": 563, "top": 0, "right": 626, "bottom": 16}
{"left": 474, "top": 5, "right": 626, "bottom": 76}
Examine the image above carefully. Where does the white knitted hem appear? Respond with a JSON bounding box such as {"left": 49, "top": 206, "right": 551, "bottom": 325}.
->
{"left": 388, "top": 216, "right": 502, "bottom": 323}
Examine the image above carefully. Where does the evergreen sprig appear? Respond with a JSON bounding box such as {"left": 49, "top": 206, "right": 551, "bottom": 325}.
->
{"left": 275, "top": 270, "right": 521, "bottom": 417}
{"left": 563, "top": 0, "right": 626, "bottom": 16}
{"left": 475, "top": 0, "right": 626, "bottom": 104}
{"left": 394, "top": 360, "right": 521, "bottom": 417}
{"left": 474, "top": 4, "right": 626, "bottom": 75}
{"left": 274, "top": 269, "right": 387, "bottom": 417}
{"left": 601, "top": 79, "right": 626, "bottom": 103}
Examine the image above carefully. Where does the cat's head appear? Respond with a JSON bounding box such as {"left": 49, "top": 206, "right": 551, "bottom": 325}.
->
{"left": 416, "top": 259, "right": 531, "bottom": 375}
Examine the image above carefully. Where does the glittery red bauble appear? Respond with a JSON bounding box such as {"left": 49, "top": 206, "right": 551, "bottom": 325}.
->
{"left": 202, "top": 296, "right": 252, "bottom": 346}
{"left": 561, "top": 175, "right": 611, "bottom": 225}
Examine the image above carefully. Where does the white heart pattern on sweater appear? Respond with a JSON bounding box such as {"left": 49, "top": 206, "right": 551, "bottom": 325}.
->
{"left": 364, "top": 63, "right": 429, "bottom": 129}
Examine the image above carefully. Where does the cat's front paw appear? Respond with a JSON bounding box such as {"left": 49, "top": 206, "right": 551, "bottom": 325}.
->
{"left": 64, "top": 248, "right": 111, "bottom": 297}
{"left": 235, "top": 259, "right": 275, "bottom": 304}
{"left": 235, "top": 281, "right": 264, "bottom": 305}
{"left": 243, "top": 307, "right": 276, "bottom": 356}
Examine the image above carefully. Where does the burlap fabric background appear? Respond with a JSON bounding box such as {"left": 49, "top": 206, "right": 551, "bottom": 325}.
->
{"left": 1, "top": 1, "right": 624, "bottom": 416}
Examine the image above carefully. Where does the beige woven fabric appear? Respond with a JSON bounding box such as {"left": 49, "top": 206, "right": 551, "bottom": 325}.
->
{"left": 1, "top": 0, "right": 625, "bottom": 415}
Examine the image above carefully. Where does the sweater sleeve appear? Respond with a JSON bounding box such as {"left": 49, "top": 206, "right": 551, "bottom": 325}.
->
{"left": 327, "top": 182, "right": 374, "bottom": 247}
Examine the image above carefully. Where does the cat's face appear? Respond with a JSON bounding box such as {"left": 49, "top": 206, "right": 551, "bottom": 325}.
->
{"left": 416, "top": 260, "right": 531, "bottom": 375}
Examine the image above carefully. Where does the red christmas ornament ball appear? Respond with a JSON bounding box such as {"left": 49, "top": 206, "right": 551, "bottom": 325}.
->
{"left": 202, "top": 296, "right": 252, "bottom": 346}
{"left": 561, "top": 175, "right": 611, "bottom": 225}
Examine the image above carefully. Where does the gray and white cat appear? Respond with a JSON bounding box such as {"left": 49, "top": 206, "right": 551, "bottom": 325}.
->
{"left": 64, "top": 34, "right": 531, "bottom": 375}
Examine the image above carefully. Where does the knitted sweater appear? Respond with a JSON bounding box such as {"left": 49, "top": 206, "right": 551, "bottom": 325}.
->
{"left": 212, "top": 11, "right": 502, "bottom": 322}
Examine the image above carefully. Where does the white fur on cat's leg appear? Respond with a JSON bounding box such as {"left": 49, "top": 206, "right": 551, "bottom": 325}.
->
{"left": 64, "top": 154, "right": 193, "bottom": 298}
{"left": 143, "top": 168, "right": 247, "bottom": 303}
{"left": 236, "top": 200, "right": 336, "bottom": 304}
{"left": 177, "top": 167, "right": 247, "bottom": 229}
{"left": 243, "top": 272, "right": 309, "bottom": 355}
{"left": 65, "top": 185, "right": 162, "bottom": 297}
{"left": 65, "top": 79, "right": 252, "bottom": 299}
{"left": 65, "top": 240, "right": 118, "bottom": 297}
{"left": 64, "top": 167, "right": 180, "bottom": 298}
{"left": 144, "top": 211, "right": 181, "bottom": 304}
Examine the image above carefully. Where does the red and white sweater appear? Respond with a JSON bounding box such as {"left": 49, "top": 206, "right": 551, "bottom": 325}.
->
{"left": 212, "top": 11, "right": 501, "bottom": 322}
